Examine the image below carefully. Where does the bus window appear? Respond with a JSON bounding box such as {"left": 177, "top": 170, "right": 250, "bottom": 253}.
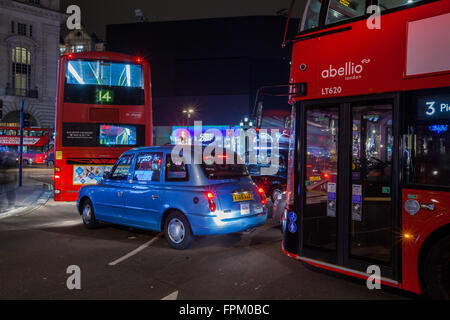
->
{"left": 304, "top": 106, "right": 339, "bottom": 251}
{"left": 404, "top": 89, "right": 450, "bottom": 187}
{"left": 378, "top": 0, "right": 423, "bottom": 11}
{"left": 326, "top": 0, "right": 366, "bottom": 25}
{"left": 64, "top": 60, "right": 145, "bottom": 106}
{"left": 66, "top": 60, "right": 143, "bottom": 88}
{"left": 301, "top": 0, "right": 324, "bottom": 31}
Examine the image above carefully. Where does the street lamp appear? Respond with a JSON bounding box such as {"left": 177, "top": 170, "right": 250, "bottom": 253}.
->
{"left": 183, "top": 108, "right": 195, "bottom": 127}
{"left": 240, "top": 117, "right": 255, "bottom": 131}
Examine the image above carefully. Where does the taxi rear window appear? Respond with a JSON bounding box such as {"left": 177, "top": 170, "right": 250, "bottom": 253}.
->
{"left": 201, "top": 154, "right": 249, "bottom": 180}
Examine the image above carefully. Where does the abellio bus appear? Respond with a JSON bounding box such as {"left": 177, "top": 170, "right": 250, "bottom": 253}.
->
{"left": 282, "top": 0, "right": 450, "bottom": 298}
{"left": 54, "top": 52, "right": 152, "bottom": 201}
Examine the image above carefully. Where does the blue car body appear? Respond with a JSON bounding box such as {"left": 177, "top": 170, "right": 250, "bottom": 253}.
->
{"left": 77, "top": 146, "right": 267, "bottom": 237}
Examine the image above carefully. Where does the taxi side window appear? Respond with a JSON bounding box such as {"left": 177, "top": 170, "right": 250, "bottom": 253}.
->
{"left": 166, "top": 155, "right": 189, "bottom": 182}
{"left": 110, "top": 154, "right": 134, "bottom": 180}
{"left": 134, "top": 152, "right": 163, "bottom": 182}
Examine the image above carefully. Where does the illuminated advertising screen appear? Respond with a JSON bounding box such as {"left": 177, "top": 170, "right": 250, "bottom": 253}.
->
{"left": 62, "top": 123, "right": 144, "bottom": 147}
{"left": 99, "top": 125, "right": 137, "bottom": 146}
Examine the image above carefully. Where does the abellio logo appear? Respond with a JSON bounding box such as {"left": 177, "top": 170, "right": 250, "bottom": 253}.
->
{"left": 321, "top": 59, "right": 371, "bottom": 81}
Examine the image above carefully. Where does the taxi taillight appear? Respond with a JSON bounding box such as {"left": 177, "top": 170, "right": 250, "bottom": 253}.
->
{"left": 206, "top": 192, "right": 216, "bottom": 213}
{"left": 258, "top": 188, "right": 267, "bottom": 205}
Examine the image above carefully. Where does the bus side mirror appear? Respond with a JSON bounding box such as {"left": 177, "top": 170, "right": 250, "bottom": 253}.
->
{"left": 103, "top": 171, "right": 110, "bottom": 180}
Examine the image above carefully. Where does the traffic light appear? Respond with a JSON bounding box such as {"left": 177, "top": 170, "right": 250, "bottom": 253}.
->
{"left": 24, "top": 113, "right": 31, "bottom": 127}
{"left": 0, "top": 100, "right": 3, "bottom": 120}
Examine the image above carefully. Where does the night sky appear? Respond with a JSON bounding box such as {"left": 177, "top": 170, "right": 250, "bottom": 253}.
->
{"left": 60, "top": 0, "right": 296, "bottom": 39}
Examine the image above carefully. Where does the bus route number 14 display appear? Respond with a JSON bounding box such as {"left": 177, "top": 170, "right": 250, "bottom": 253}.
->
{"left": 97, "top": 89, "right": 114, "bottom": 104}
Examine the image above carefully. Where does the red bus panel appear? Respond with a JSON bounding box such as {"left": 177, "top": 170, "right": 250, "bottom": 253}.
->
{"left": 54, "top": 51, "right": 153, "bottom": 201}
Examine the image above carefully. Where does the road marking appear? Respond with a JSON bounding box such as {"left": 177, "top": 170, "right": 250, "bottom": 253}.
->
{"left": 108, "top": 233, "right": 163, "bottom": 266}
{"left": 161, "top": 290, "right": 179, "bottom": 300}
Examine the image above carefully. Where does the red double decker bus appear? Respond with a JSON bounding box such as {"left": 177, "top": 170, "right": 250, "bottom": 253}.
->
{"left": 54, "top": 52, "right": 152, "bottom": 201}
{"left": 0, "top": 127, "right": 52, "bottom": 164}
{"left": 282, "top": 0, "right": 450, "bottom": 298}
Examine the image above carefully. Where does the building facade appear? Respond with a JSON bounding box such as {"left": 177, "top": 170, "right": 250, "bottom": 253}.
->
{"left": 60, "top": 27, "right": 105, "bottom": 55}
{"left": 0, "top": 0, "right": 66, "bottom": 128}
{"left": 106, "top": 16, "right": 297, "bottom": 128}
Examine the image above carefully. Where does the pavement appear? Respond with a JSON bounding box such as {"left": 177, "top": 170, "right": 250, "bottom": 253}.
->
{"left": 0, "top": 167, "right": 53, "bottom": 219}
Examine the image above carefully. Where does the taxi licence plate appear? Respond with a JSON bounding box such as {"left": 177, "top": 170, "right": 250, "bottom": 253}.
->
{"left": 233, "top": 193, "right": 253, "bottom": 202}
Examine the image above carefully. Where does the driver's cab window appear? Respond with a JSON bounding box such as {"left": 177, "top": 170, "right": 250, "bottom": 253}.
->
{"left": 301, "top": 0, "right": 324, "bottom": 31}
{"left": 378, "top": 0, "right": 424, "bottom": 11}
{"left": 325, "top": 0, "right": 366, "bottom": 25}
{"left": 110, "top": 154, "right": 135, "bottom": 180}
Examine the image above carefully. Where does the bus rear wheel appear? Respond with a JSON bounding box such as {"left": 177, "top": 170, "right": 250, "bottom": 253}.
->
{"left": 423, "top": 235, "right": 450, "bottom": 299}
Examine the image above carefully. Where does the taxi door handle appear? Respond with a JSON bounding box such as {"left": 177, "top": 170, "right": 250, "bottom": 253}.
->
{"left": 152, "top": 195, "right": 159, "bottom": 200}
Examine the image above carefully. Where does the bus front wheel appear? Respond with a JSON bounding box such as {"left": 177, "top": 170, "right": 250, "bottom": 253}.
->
{"left": 423, "top": 235, "right": 450, "bottom": 300}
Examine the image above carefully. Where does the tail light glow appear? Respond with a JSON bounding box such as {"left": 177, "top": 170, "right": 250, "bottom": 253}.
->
{"left": 206, "top": 192, "right": 216, "bottom": 212}
{"left": 258, "top": 188, "right": 267, "bottom": 205}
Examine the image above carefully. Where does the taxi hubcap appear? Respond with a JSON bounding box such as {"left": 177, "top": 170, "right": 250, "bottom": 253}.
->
{"left": 83, "top": 204, "right": 92, "bottom": 223}
{"left": 168, "top": 218, "right": 185, "bottom": 244}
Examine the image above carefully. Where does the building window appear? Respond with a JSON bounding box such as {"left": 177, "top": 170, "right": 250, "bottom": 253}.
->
{"left": 11, "top": 21, "right": 15, "bottom": 33}
{"left": 75, "top": 45, "right": 85, "bottom": 52}
{"left": 18, "top": 23, "right": 27, "bottom": 36}
{"left": 11, "top": 47, "right": 32, "bottom": 96}
{"left": 28, "top": 0, "right": 41, "bottom": 5}
{"left": 29, "top": 25, "right": 33, "bottom": 37}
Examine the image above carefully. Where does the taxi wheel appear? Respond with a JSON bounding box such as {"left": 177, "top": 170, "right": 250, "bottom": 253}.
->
{"left": 164, "top": 211, "right": 194, "bottom": 250}
{"left": 271, "top": 187, "right": 283, "bottom": 202}
{"left": 81, "top": 199, "right": 99, "bottom": 229}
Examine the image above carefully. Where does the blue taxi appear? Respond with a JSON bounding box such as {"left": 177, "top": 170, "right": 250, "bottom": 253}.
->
{"left": 77, "top": 146, "right": 267, "bottom": 249}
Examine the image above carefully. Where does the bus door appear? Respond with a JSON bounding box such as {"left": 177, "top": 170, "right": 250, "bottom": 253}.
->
{"left": 300, "top": 96, "right": 400, "bottom": 281}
